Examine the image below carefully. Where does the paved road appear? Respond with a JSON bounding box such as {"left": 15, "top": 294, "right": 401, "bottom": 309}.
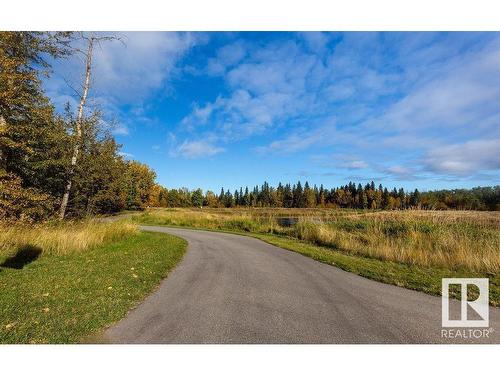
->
{"left": 106, "top": 226, "right": 500, "bottom": 344}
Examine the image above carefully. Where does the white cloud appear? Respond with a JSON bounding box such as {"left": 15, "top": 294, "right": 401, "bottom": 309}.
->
{"left": 257, "top": 120, "right": 337, "bottom": 154}
{"left": 44, "top": 32, "right": 201, "bottom": 136}
{"left": 181, "top": 40, "right": 322, "bottom": 142}
{"left": 74, "top": 32, "right": 496, "bottom": 185}
{"left": 91, "top": 32, "right": 199, "bottom": 102}
{"left": 424, "top": 139, "right": 500, "bottom": 176}
{"left": 298, "top": 32, "right": 330, "bottom": 53}
{"left": 335, "top": 35, "right": 500, "bottom": 179}
{"left": 118, "top": 151, "right": 134, "bottom": 158}
{"left": 361, "top": 41, "right": 500, "bottom": 138}
{"left": 206, "top": 41, "right": 247, "bottom": 75}
{"left": 48, "top": 32, "right": 199, "bottom": 104}
{"left": 218, "top": 42, "right": 246, "bottom": 65}
{"left": 111, "top": 123, "right": 129, "bottom": 135}
{"left": 382, "top": 166, "right": 418, "bottom": 180}
{"left": 178, "top": 34, "right": 410, "bottom": 152}
{"left": 172, "top": 140, "right": 225, "bottom": 159}
{"left": 341, "top": 160, "right": 369, "bottom": 170}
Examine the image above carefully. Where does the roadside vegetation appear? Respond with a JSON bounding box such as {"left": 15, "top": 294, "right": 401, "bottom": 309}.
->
{"left": 0, "top": 223, "right": 187, "bottom": 343}
{"left": 130, "top": 208, "right": 500, "bottom": 305}
{"left": 0, "top": 220, "right": 137, "bottom": 257}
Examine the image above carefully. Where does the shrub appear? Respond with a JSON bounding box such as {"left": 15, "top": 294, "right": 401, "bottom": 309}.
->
{"left": 383, "top": 222, "right": 410, "bottom": 237}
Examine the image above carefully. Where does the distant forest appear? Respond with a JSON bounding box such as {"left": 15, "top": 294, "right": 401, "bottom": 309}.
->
{"left": 150, "top": 182, "right": 500, "bottom": 211}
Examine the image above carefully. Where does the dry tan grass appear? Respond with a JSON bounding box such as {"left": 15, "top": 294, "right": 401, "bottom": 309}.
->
{"left": 0, "top": 220, "right": 138, "bottom": 257}
{"left": 289, "top": 218, "right": 499, "bottom": 272}
{"left": 134, "top": 208, "right": 500, "bottom": 273}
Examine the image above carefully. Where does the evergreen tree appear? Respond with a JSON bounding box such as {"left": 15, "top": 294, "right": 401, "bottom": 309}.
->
{"left": 223, "top": 190, "right": 234, "bottom": 208}
{"left": 382, "top": 188, "right": 390, "bottom": 209}
{"left": 191, "top": 189, "right": 203, "bottom": 208}
{"left": 362, "top": 191, "right": 368, "bottom": 209}
{"left": 243, "top": 186, "right": 250, "bottom": 206}
{"left": 283, "top": 183, "right": 293, "bottom": 208}
{"left": 410, "top": 189, "right": 421, "bottom": 208}
{"left": 294, "top": 181, "right": 304, "bottom": 208}
{"left": 219, "top": 187, "right": 225, "bottom": 203}
{"left": 304, "top": 182, "right": 316, "bottom": 208}
{"left": 318, "top": 184, "right": 326, "bottom": 206}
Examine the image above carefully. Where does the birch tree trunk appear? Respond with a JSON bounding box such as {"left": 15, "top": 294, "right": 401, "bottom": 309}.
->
{"left": 0, "top": 115, "right": 6, "bottom": 172}
{"left": 58, "top": 37, "right": 94, "bottom": 219}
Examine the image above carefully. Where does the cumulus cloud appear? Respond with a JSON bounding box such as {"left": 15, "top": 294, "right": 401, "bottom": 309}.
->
{"left": 174, "top": 33, "right": 500, "bottom": 184}
{"left": 90, "top": 32, "right": 198, "bottom": 102}
{"left": 341, "top": 160, "right": 369, "bottom": 170}
{"left": 298, "top": 32, "right": 331, "bottom": 53}
{"left": 178, "top": 33, "right": 416, "bottom": 156}
{"left": 256, "top": 120, "right": 337, "bottom": 154}
{"left": 111, "top": 123, "right": 130, "bottom": 136}
{"left": 44, "top": 32, "right": 201, "bottom": 136}
{"left": 181, "top": 101, "right": 217, "bottom": 128}
{"left": 380, "top": 166, "right": 419, "bottom": 180}
{"left": 118, "top": 151, "right": 134, "bottom": 158}
{"left": 206, "top": 41, "right": 247, "bottom": 75}
{"left": 360, "top": 39, "right": 500, "bottom": 138}
{"left": 179, "top": 39, "right": 323, "bottom": 142}
{"left": 171, "top": 140, "right": 225, "bottom": 159}
{"left": 424, "top": 139, "right": 500, "bottom": 176}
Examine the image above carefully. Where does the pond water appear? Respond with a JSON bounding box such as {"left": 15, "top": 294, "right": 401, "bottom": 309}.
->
{"left": 276, "top": 217, "right": 299, "bottom": 227}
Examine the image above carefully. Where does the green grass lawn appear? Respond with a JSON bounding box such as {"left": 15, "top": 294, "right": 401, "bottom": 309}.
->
{"left": 0, "top": 231, "right": 186, "bottom": 344}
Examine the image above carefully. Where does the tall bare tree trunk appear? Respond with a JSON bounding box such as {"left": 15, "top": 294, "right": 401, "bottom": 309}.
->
{"left": 0, "top": 115, "right": 6, "bottom": 172}
{"left": 59, "top": 38, "right": 94, "bottom": 219}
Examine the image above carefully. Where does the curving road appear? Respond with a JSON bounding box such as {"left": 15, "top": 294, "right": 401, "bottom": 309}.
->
{"left": 106, "top": 226, "right": 500, "bottom": 344}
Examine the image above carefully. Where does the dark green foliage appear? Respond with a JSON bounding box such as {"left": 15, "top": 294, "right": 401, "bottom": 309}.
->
{"left": 191, "top": 188, "right": 203, "bottom": 208}
{"left": 338, "top": 221, "right": 370, "bottom": 232}
{"left": 383, "top": 222, "right": 410, "bottom": 237}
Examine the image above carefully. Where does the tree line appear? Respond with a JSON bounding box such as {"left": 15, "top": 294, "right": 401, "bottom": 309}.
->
{"left": 0, "top": 32, "right": 158, "bottom": 222}
{"left": 146, "top": 182, "right": 500, "bottom": 211}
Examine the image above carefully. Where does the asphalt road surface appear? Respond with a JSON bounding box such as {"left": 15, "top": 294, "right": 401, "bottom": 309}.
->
{"left": 106, "top": 226, "right": 500, "bottom": 344}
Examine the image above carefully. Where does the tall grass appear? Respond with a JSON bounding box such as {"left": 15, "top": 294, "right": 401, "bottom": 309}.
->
{"left": 132, "top": 208, "right": 500, "bottom": 273}
{"left": 0, "top": 220, "right": 138, "bottom": 257}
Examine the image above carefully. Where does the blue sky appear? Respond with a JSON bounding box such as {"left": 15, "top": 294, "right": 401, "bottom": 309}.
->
{"left": 44, "top": 32, "right": 500, "bottom": 192}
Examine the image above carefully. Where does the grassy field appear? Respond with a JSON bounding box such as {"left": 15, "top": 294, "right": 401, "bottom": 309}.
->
{"left": 0, "top": 222, "right": 186, "bottom": 344}
{"left": 130, "top": 207, "right": 500, "bottom": 305}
